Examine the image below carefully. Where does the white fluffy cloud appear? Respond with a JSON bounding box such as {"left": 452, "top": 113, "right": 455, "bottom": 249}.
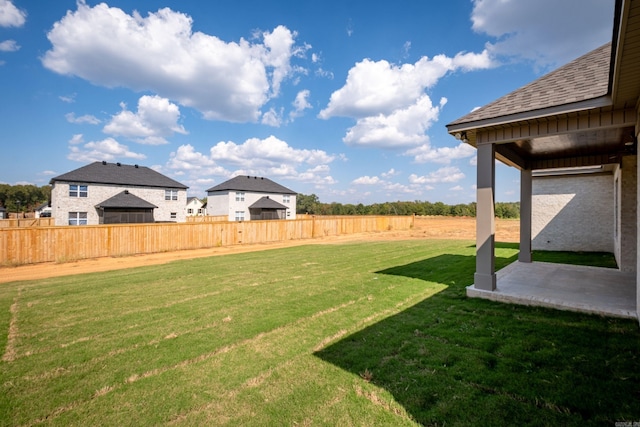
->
{"left": 163, "top": 136, "right": 338, "bottom": 194}
{"left": 320, "top": 52, "right": 492, "bottom": 120}
{"left": 290, "top": 89, "right": 312, "bottom": 120}
{"left": 0, "top": 0, "right": 25, "bottom": 27}
{"left": 404, "top": 141, "right": 476, "bottom": 164}
{"left": 471, "top": 0, "right": 614, "bottom": 68}
{"left": 409, "top": 167, "right": 465, "bottom": 185}
{"left": 352, "top": 176, "right": 381, "bottom": 185}
{"left": 42, "top": 3, "right": 306, "bottom": 123}
{"left": 103, "top": 95, "right": 187, "bottom": 145}
{"left": 320, "top": 51, "right": 492, "bottom": 148}
{"left": 68, "top": 137, "right": 146, "bottom": 163}
{"left": 210, "top": 135, "right": 335, "bottom": 167}
{"left": 343, "top": 96, "right": 446, "bottom": 148}
{"left": 65, "top": 112, "right": 101, "bottom": 125}
{"left": 166, "top": 144, "right": 228, "bottom": 176}
{"left": 0, "top": 39, "right": 18, "bottom": 51}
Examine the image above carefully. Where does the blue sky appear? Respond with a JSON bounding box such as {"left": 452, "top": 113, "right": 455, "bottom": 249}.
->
{"left": 0, "top": 0, "right": 614, "bottom": 204}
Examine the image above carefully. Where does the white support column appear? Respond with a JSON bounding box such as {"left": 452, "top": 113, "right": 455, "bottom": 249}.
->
{"left": 475, "top": 143, "right": 496, "bottom": 291}
{"left": 519, "top": 168, "right": 532, "bottom": 263}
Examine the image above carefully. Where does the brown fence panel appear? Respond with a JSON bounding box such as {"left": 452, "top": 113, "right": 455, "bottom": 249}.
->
{"left": 186, "top": 215, "right": 228, "bottom": 223}
{"left": 0, "top": 218, "right": 55, "bottom": 228}
{"left": 0, "top": 215, "right": 413, "bottom": 266}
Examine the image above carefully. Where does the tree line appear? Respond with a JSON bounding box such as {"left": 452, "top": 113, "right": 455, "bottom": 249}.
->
{"left": 0, "top": 184, "right": 51, "bottom": 213}
{"left": 296, "top": 193, "right": 520, "bottom": 219}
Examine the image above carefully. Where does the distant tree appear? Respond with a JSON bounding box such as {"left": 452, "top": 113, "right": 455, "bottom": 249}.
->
{"left": 0, "top": 184, "right": 50, "bottom": 212}
{"left": 296, "top": 193, "right": 320, "bottom": 214}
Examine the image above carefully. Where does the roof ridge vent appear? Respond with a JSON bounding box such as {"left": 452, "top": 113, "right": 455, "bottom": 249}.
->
{"left": 102, "top": 161, "right": 107, "bottom": 165}
{"left": 117, "top": 162, "right": 121, "bottom": 166}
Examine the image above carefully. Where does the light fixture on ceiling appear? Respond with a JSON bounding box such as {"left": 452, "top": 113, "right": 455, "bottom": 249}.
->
{"left": 622, "top": 132, "right": 637, "bottom": 154}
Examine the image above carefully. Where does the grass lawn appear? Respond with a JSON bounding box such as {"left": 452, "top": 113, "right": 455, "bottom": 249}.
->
{"left": 1, "top": 240, "right": 638, "bottom": 426}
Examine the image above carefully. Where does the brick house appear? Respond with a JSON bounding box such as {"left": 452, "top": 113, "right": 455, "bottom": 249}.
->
{"left": 50, "top": 161, "right": 188, "bottom": 225}
{"left": 185, "top": 197, "right": 205, "bottom": 216}
{"left": 446, "top": 0, "right": 640, "bottom": 321}
{"left": 206, "top": 176, "right": 296, "bottom": 221}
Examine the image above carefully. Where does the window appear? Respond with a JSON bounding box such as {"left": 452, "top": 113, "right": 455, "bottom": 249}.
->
{"left": 286, "top": 210, "right": 291, "bottom": 217}
{"left": 235, "top": 192, "right": 245, "bottom": 202}
{"left": 235, "top": 211, "right": 245, "bottom": 221}
{"left": 197, "top": 208, "right": 203, "bottom": 214}
{"left": 69, "top": 184, "right": 88, "bottom": 198}
{"left": 170, "top": 212, "right": 177, "bottom": 219}
{"left": 187, "top": 208, "right": 193, "bottom": 214}
{"left": 165, "top": 189, "right": 178, "bottom": 200}
{"left": 283, "top": 195, "right": 290, "bottom": 204}
{"left": 68, "top": 212, "right": 87, "bottom": 226}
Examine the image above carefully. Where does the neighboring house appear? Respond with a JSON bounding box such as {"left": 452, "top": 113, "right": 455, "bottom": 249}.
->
{"left": 206, "top": 176, "right": 297, "bottom": 221}
{"left": 34, "top": 202, "right": 52, "bottom": 218}
{"left": 185, "top": 197, "right": 205, "bottom": 216}
{"left": 0, "top": 206, "right": 5, "bottom": 219}
{"left": 50, "top": 161, "right": 188, "bottom": 225}
{"left": 446, "top": 0, "right": 639, "bottom": 321}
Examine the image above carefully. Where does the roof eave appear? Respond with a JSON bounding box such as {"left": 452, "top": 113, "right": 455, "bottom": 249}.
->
{"left": 446, "top": 95, "right": 613, "bottom": 135}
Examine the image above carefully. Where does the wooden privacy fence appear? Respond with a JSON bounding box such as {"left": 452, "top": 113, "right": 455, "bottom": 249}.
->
{"left": 0, "top": 215, "right": 414, "bottom": 266}
{"left": 0, "top": 218, "right": 54, "bottom": 228}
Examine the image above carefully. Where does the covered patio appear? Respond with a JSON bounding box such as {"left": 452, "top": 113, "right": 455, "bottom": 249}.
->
{"left": 447, "top": 0, "right": 640, "bottom": 322}
{"left": 467, "top": 261, "right": 636, "bottom": 319}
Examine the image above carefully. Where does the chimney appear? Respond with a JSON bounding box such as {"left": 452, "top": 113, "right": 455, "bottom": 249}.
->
{"left": 102, "top": 161, "right": 107, "bottom": 165}
{"left": 117, "top": 162, "right": 121, "bottom": 166}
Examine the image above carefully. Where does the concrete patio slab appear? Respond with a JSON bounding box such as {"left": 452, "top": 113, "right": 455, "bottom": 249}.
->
{"left": 467, "top": 261, "right": 637, "bottom": 319}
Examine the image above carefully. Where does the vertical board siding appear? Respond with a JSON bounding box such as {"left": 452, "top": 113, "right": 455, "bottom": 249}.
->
{"left": 0, "top": 215, "right": 414, "bottom": 265}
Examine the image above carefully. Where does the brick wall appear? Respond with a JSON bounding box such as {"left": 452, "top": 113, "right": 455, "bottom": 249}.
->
{"left": 51, "top": 182, "right": 187, "bottom": 225}
{"left": 532, "top": 173, "right": 614, "bottom": 252}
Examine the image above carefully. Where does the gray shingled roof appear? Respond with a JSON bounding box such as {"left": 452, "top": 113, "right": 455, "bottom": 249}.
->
{"left": 207, "top": 175, "right": 296, "bottom": 194}
{"left": 50, "top": 161, "right": 188, "bottom": 189}
{"left": 249, "top": 196, "right": 288, "bottom": 210}
{"left": 448, "top": 43, "right": 612, "bottom": 127}
{"left": 95, "top": 191, "right": 158, "bottom": 209}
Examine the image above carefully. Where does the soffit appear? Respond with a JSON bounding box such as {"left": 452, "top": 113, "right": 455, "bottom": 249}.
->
{"left": 612, "top": 0, "right": 640, "bottom": 109}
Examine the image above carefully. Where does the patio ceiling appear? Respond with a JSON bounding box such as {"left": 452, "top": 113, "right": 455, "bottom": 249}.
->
{"left": 493, "top": 124, "right": 637, "bottom": 170}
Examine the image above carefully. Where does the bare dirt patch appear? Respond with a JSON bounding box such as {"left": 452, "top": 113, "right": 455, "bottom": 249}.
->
{"left": 0, "top": 217, "right": 519, "bottom": 284}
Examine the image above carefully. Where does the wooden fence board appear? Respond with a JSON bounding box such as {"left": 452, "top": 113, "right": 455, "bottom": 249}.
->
{"left": 0, "top": 215, "right": 413, "bottom": 266}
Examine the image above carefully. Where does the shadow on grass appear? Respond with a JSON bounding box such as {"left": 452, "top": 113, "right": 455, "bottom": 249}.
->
{"left": 315, "top": 247, "right": 640, "bottom": 426}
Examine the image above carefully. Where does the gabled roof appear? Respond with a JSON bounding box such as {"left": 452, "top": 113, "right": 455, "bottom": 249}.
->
{"left": 448, "top": 43, "right": 612, "bottom": 129}
{"left": 207, "top": 175, "right": 296, "bottom": 194}
{"left": 95, "top": 191, "right": 158, "bottom": 209}
{"left": 35, "top": 202, "right": 50, "bottom": 211}
{"left": 249, "top": 196, "right": 288, "bottom": 210}
{"left": 50, "top": 161, "right": 188, "bottom": 189}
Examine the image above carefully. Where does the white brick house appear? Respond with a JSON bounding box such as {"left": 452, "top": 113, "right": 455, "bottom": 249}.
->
{"left": 206, "top": 176, "right": 296, "bottom": 221}
{"left": 50, "top": 161, "right": 188, "bottom": 225}
{"left": 185, "top": 197, "right": 205, "bottom": 216}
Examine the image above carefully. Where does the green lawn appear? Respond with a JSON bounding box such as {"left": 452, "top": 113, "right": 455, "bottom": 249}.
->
{"left": 0, "top": 240, "right": 638, "bottom": 426}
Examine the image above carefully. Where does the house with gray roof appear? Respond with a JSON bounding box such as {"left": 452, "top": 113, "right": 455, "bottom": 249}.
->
{"left": 185, "top": 196, "right": 205, "bottom": 216}
{"left": 206, "top": 175, "right": 296, "bottom": 221}
{"left": 50, "top": 161, "right": 188, "bottom": 225}
{"left": 34, "top": 201, "right": 52, "bottom": 218}
{"left": 446, "top": 0, "right": 640, "bottom": 323}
